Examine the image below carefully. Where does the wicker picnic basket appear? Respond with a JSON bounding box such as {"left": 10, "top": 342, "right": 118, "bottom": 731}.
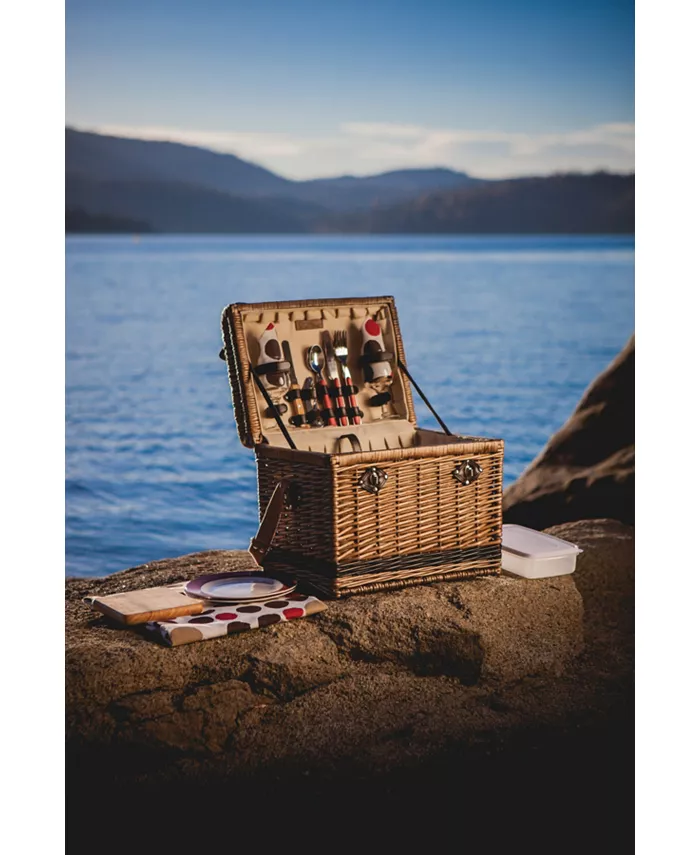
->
{"left": 221, "top": 296, "right": 503, "bottom": 598}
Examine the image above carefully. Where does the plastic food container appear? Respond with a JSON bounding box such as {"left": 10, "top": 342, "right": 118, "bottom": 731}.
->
{"left": 501, "top": 524, "right": 582, "bottom": 579}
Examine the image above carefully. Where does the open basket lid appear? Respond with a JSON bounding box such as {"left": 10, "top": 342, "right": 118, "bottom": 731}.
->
{"left": 220, "top": 296, "right": 418, "bottom": 449}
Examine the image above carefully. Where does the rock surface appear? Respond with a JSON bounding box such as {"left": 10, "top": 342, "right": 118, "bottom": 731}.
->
{"left": 66, "top": 520, "right": 633, "bottom": 850}
{"left": 503, "top": 335, "right": 634, "bottom": 528}
{"left": 66, "top": 551, "right": 583, "bottom": 755}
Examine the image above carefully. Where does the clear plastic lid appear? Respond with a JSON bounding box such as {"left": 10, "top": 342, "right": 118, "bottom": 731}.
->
{"left": 502, "top": 524, "right": 582, "bottom": 559}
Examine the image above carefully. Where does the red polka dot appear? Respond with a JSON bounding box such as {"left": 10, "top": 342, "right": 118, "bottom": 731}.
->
{"left": 365, "top": 319, "right": 380, "bottom": 336}
{"left": 215, "top": 612, "right": 238, "bottom": 620}
{"left": 265, "top": 322, "right": 274, "bottom": 330}
{"left": 283, "top": 608, "right": 304, "bottom": 619}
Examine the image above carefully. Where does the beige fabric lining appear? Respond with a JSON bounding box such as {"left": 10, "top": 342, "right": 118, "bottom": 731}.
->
{"left": 260, "top": 421, "right": 475, "bottom": 455}
{"left": 241, "top": 301, "right": 411, "bottom": 437}
{"left": 263, "top": 420, "right": 415, "bottom": 453}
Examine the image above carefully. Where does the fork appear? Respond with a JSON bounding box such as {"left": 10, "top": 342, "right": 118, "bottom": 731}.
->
{"left": 333, "top": 330, "right": 362, "bottom": 425}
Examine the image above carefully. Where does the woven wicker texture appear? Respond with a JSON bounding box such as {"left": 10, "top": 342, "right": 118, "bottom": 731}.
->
{"left": 256, "top": 437, "right": 503, "bottom": 597}
{"left": 222, "top": 296, "right": 504, "bottom": 598}
{"left": 265, "top": 550, "right": 501, "bottom": 598}
{"left": 333, "top": 446, "right": 502, "bottom": 563}
{"left": 257, "top": 454, "right": 336, "bottom": 562}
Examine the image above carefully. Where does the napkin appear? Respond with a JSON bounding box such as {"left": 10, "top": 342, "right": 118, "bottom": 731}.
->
{"left": 146, "top": 592, "right": 326, "bottom": 647}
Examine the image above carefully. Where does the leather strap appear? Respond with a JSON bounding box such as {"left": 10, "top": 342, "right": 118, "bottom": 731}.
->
{"left": 338, "top": 433, "right": 362, "bottom": 453}
{"left": 254, "top": 360, "right": 291, "bottom": 376}
{"left": 360, "top": 350, "right": 394, "bottom": 364}
{"left": 249, "top": 480, "right": 290, "bottom": 565}
{"left": 369, "top": 390, "right": 392, "bottom": 407}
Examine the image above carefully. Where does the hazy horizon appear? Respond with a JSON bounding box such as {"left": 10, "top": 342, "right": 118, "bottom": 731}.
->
{"left": 66, "top": 123, "right": 635, "bottom": 183}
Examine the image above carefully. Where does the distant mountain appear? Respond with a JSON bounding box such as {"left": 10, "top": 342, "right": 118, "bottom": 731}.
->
{"left": 307, "top": 167, "right": 479, "bottom": 192}
{"left": 316, "top": 173, "right": 635, "bottom": 234}
{"left": 66, "top": 128, "right": 290, "bottom": 196}
{"left": 65, "top": 129, "right": 634, "bottom": 234}
{"left": 296, "top": 168, "right": 482, "bottom": 211}
{"left": 66, "top": 207, "right": 152, "bottom": 234}
{"left": 66, "top": 128, "right": 479, "bottom": 212}
{"left": 66, "top": 174, "right": 325, "bottom": 233}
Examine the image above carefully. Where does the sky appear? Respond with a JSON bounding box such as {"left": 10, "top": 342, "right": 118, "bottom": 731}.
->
{"left": 65, "top": 0, "right": 634, "bottom": 180}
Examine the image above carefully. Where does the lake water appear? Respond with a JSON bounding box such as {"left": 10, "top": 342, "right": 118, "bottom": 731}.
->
{"left": 66, "top": 235, "right": 634, "bottom": 577}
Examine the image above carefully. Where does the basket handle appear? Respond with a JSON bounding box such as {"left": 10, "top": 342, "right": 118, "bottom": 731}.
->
{"left": 249, "top": 479, "right": 290, "bottom": 566}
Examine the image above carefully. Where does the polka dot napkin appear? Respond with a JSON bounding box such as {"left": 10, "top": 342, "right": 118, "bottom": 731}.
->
{"left": 146, "top": 592, "right": 326, "bottom": 647}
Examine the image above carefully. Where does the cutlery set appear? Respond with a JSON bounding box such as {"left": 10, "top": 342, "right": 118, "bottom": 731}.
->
{"left": 255, "top": 320, "right": 396, "bottom": 430}
{"left": 296, "top": 330, "right": 365, "bottom": 428}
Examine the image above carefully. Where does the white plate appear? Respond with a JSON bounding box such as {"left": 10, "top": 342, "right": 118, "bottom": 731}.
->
{"left": 194, "top": 589, "right": 297, "bottom": 606}
{"left": 198, "top": 576, "right": 287, "bottom": 601}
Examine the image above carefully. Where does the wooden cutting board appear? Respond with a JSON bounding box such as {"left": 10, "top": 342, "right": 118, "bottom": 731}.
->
{"left": 84, "top": 584, "right": 204, "bottom": 625}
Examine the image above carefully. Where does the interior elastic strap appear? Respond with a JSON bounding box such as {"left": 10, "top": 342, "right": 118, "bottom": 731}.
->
{"left": 251, "top": 361, "right": 451, "bottom": 450}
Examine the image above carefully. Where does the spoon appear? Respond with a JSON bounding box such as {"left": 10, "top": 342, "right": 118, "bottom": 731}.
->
{"left": 306, "top": 344, "right": 324, "bottom": 374}
{"left": 307, "top": 345, "right": 337, "bottom": 426}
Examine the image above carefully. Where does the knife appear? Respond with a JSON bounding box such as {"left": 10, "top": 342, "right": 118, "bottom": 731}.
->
{"left": 322, "top": 331, "right": 349, "bottom": 427}
{"left": 282, "top": 341, "right": 309, "bottom": 429}
{"left": 302, "top": 376, "right": 323, "bottom": 427}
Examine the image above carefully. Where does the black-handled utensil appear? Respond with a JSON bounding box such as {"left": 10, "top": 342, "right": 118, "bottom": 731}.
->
{"left": 282, "top": 341, "right": 309, "bottom": 429}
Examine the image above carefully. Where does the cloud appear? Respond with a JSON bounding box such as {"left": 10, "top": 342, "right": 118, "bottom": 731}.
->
{"left": 340, "top": 121, "right": 635, "bottom": 165}
{"left": 340, "top": 123, "right": 429, "bottom": 140}
{"left": 87, "top": 120, "right": 634, "bottom": 179}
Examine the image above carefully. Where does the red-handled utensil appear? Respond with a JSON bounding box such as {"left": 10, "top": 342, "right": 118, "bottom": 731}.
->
{"left": 333, "top": 330, "right": 362, "bottom": 425}
{"left": 306, "top": 345, "right": 337, "bottom": 426}
{"left": 322, "top": 332, "right": 349, "bottom": 427}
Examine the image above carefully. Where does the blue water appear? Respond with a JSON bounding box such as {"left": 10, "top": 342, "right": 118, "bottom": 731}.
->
{"left": 66, "top": 235, "right": 634, "bottom": 577}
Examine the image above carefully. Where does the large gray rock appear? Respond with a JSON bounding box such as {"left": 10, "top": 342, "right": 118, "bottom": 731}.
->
{"left": 548, "top": 517, "right": 634, "bottom": 669}
{"left": 67, "top": 521, "right": 633, "bottom": 850}
{"left": 503, "top": 335, "right": 634, "bottom": 529}
{"left": 319, "top": 575, "right": 582, "bottom": 684}
{"left": 66, "top": 548, "right": 583, "bottom": 754}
